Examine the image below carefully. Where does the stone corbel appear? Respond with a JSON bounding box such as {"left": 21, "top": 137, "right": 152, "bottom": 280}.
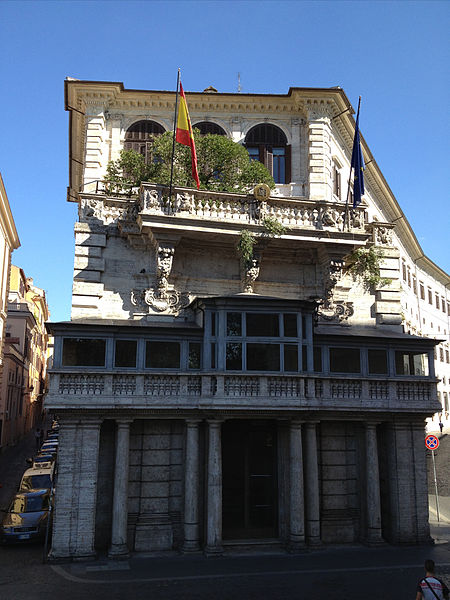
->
{"left": 242, "top": 256, "right": 261, "bottom": 294}
{"left": 317, "top": 257, "right": 354, "bottom": 324}
{"left": 367, "top": 221, "right": 395, "bottom": 247}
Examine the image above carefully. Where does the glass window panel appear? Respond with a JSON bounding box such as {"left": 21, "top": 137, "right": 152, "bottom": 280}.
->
{"left": 302, "top": 345, "right": 308, "bottom": 371}
{"left": 115, "top": 340, "right": 137, "bottom": 368}
{"left": 227, "top": 312, "right": 242, "bottom": 336}
{"left": 329, "top": 348, "right": 360, "bottom": 373}
{"left": 247, "top": 343, "right": 280, "bottom": 371}
{"left": 62, "top": 338, "right": 106, "bottom": 367}
{"left": 211, "top": 342, "right": 216, "bottom": 369}
{"left": 246, "top": 313, "right": 279, "bottom": 337}
{"left": 283, "top": 314, "right": 297, "bottom": 337}
{"left": 302, "top": 316, "right": 307, "bottom": 339}
{"left": 368, "top": 349, "right": 388, "bottom": 374}
{"left": 226, "top": 343, "right": 242, "bottom": 370}
{"left": 314, "top": 347, "right": 322, "bottom": 372}
{"left": 247, "top": 147, "right": 260, "bottom": 161}
{"left": 211, "top": 312, "right": 216, "bottom": 337}
{"left": 395, "top": 351, "right": 428, "bottom": 376}
{"left": 272, "top": 148, "right": 285, "bottom": 184}
{"left": 145, "top": 341, "right": 180, "bottom": 368}
{"left": 188, "top": 342, "right": 201, "bottom": 370}
{"left": 284, "top": 344, "right": 298, "bottom": 372}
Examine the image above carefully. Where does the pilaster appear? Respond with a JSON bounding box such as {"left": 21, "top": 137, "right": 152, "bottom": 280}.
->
{"left": 205, "top": 419, "right": 223, "bottom": 556}
{"left": 182, "top": 419, "right": 202, "bottom": 553}
{"left": 289, "top": 420, "right": 305, "bottom": 551}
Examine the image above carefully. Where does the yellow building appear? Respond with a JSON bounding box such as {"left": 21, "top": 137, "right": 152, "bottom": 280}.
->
{"left": 1, "top": 266, "right": 50, "bottom": 446}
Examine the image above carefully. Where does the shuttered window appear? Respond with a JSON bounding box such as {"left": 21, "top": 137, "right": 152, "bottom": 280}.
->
{"left": 244, "top": 124, "right": 290, "bottom": 184}
{"left": 124, "top": 120, "right": 166, "bottom": 163}
{"left": 192, "top": 121, "right": 226, "bottom": 135}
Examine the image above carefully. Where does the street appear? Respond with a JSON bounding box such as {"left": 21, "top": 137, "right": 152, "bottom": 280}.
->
{"left": 1, "top": 430, "right": 450, "bottom": 600}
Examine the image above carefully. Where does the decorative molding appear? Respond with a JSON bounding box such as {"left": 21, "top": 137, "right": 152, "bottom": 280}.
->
{"left": 318, "top": 300, "right": 354, "bottom": 324}
{"left": 130, "top": 287, "right": 191, "bottom": 315}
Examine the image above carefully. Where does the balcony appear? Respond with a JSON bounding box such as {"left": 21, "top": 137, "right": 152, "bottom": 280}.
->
{"left": 46, "top": 370, "right": 439, "bottom": 415}
{"left": 78, "top": 182, "right": 369, "bottom": 250}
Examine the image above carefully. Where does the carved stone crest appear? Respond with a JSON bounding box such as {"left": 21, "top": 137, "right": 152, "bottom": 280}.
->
{"left": 242, "top": 257, "right": 260, "bottom": 293}
{"left": 131, "top": 287, "right": 190, "bottom": 315}
{"left": 318, "top": 300, "right": 354, "bottom": 324}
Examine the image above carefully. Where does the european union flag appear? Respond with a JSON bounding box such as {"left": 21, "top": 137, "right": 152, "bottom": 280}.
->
{"left": 351, "top": 99, "right": 365, "bottom": 208}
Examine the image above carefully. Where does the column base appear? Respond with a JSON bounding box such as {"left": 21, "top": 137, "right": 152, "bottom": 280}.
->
{"left": 364, "top": 534, "right": 385, "bottom": 547}
{"left": 108, "top": 544, "right": 130, "bottom": 560}
{"left": 306, "top": 537, "right": 322, "bottom": 547}
{"left": 204, "top": 544, "right": 224, "bottom": 557}
{"left": 181, "top": 541, "right": 201, "bottom": 553}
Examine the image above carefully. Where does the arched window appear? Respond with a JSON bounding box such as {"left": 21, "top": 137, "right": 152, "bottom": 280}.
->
{"left": 244, "top": 124, "right": 291, "bottom": 184}
{"left": 192, "top": 121, "right": 226, "bottom": 136}
{"left": 124, "top": 120, "right": 165, "bottom": 163}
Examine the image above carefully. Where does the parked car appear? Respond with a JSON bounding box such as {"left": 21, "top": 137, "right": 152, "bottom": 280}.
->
{"left": 19, "top": 466, "right": 54, "bottom": 492}
{"left": 40, "top": 441, "right": 58, "bottom": 453}
{"left": 0, "top": 490, "right": 52, "bottom": 543}
{"left": 32, "top": 454, "right": 56, "bottom": 469}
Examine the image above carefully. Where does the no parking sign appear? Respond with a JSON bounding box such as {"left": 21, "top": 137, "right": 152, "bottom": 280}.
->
{"left": 425, "top": 434, "right": 440, "bottom": 450}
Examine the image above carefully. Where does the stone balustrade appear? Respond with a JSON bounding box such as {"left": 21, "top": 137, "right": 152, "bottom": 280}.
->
{"left": 78, "top": 183, "right": 368, "bottom": 235}
{"left": 139, "top": 183, "right": 367, "bottom": 233}
{"left": 46, "top": 370, "right": 437, "bottom": 413}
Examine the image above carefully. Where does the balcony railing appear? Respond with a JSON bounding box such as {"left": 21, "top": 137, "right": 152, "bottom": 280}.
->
{"left": 46, "top": 370, "right": 439, "bottom": 414}
{"left": 78, "top": 182, "right": 368, "bottom": 235}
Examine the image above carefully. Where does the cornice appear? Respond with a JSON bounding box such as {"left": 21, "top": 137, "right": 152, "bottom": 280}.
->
{"left": 0, "top": 173, "right": 20, "bottom": 249}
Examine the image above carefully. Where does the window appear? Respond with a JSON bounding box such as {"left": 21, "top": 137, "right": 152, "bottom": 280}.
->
{"left": 124, "top": 120, "right": 165, "bottom": 163}
{"left": 283, "top": 314, "right": 297, "bottom": 337}
{"left": 114, "top": 340, "right": 137, "bottom": 368}
{"left": 244, "top": 124, "right": 290, "bottom": 184}
{"left": 446, "top": 349, "right": 449, "bottom": 364}
{"left": 62, "top": 338, "right": 106, "bottom": 367}
{"left": 412, "top": 277, "right": 417, "bottom": 295}
{"left": 395, "top": 351, "right": 429, "bottom": 376}
{"left": 188, "top": 342, "right": 201, "bottom": 369}
{"left": 333, "top": 165, "right": 341, "bottom": 200}
{"left": 440, "top": 347, "right": 444, "bottom": 362}
{"left": 247, "top": 344, "right": 280, "bottom": 371}
{"left": 407, "top": 269, "right": 411, "bottom": 287}
{"left": 368, "top": 349, "right": 388, "bottom": 374}
{"left": 227, "top": 313, "right": 242, "bottom": 336}
{"left": 442, "top": 298, "right": 446, "bottom": 313}
{"left": 193, "top": 121, "right": 226, "bottom": 136}
{"left": 402, "top": 261, "right": 407, "bottom": 282}
{"left": 226, "top": 343, "right": 242, "bottom": 370}
{"left": 246, "top": 313, "right": 279, "bottom": 337}
{"left": 444, "top": 392, "right": 449, "bottom": 413}
{"left": 145, "top": 341, "right": 180, "bottom": 369}
{"left": 284, "top": 345, "right": 298, "bottom": 372}
{"left": 419, "top": 282, "right": 425, "bottom": 300}
{"left": 436, "top": 293, "right": 440, "bottom": 309}
{"left": 329, "top": 348, "right": 360, "bottom": 373}
{"left": 428, "top": 289, "right": 433, "bottom": 304}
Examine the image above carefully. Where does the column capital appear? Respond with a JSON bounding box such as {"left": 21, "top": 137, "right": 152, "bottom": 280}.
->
{"left": 290, "top": 419, "right": 304, "bottom": 429}
{"left": 186, "top": 419, "right": 202, "bottom": 426}
{"left": 206, "top": 419, "right": 223, "bottom": 427}
{"left": 305, "top": 421, "right": 320, "bottom": 428}
{"left": 365, "top": 421, "right": 381, "bottom": 429}
{"left": 80, "top": 418, "right": 103, "bottom": 429}
{"left": 116, "top": 418, "right": 133, "bottom": 426}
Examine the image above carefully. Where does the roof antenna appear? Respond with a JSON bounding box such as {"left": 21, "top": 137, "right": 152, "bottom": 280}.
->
{"left": 237, "top": 72, "right": 242, "bottom": 93}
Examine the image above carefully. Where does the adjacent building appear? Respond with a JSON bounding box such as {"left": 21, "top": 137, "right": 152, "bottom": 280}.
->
{"left": 1, "top": 266, "right": 50, "bottom": 447}
{"left": 0, "top": 175, "right": 20, "bottom": 448}
{"left": 45, "top": 80, "right": 448, "bottom": 561}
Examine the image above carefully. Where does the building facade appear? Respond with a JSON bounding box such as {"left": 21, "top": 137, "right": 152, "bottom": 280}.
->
{"left": 45, "top": 80, "right": 447, "bottom": 560}
{"left": 0, "top": 175, "right": 20, "bottom": 447}
{"left": 0, "top": 266, "right": 50, "bottom": 447}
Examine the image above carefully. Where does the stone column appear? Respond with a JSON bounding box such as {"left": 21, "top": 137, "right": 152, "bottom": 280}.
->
{"left": 365, "top": 422, "right": 383, "bottom": 545}
{"left": 289, "top": 420, "right": 305, "bottom": 551}
{"left": 108, "top": 419, "right": 132, "bottom": 558}
{"left": 49, "top": 418, "right": 79, "bottom": 560}
{"left": 205, "top": 419, "right": 223, "bottom": 556}
{"left": 73, "top": 418, "right": 102, "bottom": 560}
{"left": 182, "top": 419, "right": 201, "bottom": 553}
{"left": 411, "top": 421, "right": 433, "bottom": 544}
{"left": 304, "top": 422, "right": 321, "bottom": 546}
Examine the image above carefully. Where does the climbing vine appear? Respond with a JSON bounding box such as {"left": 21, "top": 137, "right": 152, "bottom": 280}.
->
{"left": 237, "top": 217, "right": 287, "bottom": 268}
{"left": 347, "top": 246, "right": 391, "bottom": 289}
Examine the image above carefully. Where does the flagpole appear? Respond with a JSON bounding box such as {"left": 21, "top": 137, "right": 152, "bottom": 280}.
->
{"left": 169, "top": 68, "right": 181, "bottom": 202}
{"left": 343, "top": 96, "right": 361, "bottom": 232}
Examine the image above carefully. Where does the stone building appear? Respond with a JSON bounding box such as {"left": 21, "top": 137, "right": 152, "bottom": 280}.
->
{"left": 1, "top": 266, "right": 50, "bottom": 446}
{"left": 0, "top": 175, "right": 20, "bottom": 447}
{"left": 45, "top": 79, "right": 446, "bottom": 560}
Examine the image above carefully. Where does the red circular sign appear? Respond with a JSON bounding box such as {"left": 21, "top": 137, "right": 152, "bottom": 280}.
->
{"left": 425, "top": 434, "right": 440, "bottom": 450}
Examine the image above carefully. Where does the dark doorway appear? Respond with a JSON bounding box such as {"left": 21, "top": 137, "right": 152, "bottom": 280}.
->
{"left": 222, "top": 420, "right": 278, "bottom": 539}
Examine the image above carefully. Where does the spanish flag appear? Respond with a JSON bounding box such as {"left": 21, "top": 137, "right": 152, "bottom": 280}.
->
{"left": 176, "top": 82, "right": 200, "bottom": 189}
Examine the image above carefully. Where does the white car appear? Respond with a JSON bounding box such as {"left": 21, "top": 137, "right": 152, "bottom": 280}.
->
{"left": 19, "top": 466, "right": 54, "bottom": 492}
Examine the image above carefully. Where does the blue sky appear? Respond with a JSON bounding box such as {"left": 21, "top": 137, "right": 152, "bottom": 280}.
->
{"left": 0, "top": 0, "right": 448, "bottom": 322}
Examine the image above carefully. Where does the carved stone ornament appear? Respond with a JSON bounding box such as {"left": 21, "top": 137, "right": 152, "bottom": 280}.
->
{"left": 131, "top": 287, "right": 191, "bottom": 315}
{"left": 79, "top": 198, "right": 125, "bottom": 225}
{"left": 374, "top": 226, "right": 393, "bottom": 246}
{"left": 323, "top": 259, "right": 345, "bottom": 302}
{"left": 318, "top": 300, "right": 354, "bottom": 324}
{"left": 157, "top": 244, "right": 175, "bottom": 293}
{"left": 242, "top": 257, "right": 260, "bottom": 293}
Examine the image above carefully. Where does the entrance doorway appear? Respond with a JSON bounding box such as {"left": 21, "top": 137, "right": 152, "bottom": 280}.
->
{"left": 222, "top": 420, "right": 278, "bottom": 539}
